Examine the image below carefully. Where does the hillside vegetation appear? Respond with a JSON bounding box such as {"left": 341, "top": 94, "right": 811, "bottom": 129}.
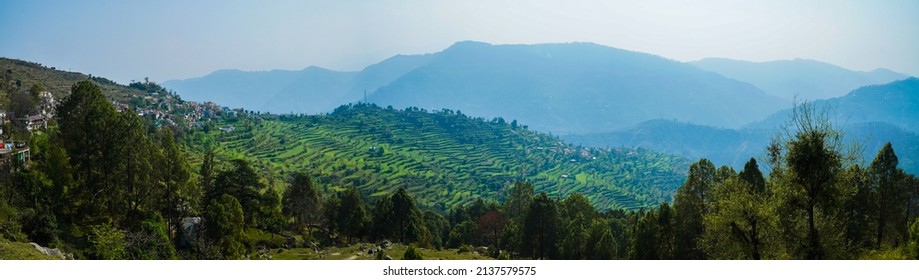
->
{"left": 186, "top": 103, "right": 689, "bottom": 211}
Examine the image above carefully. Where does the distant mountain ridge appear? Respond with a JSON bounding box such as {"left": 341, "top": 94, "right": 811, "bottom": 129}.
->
{"left": 163, "top": 53, "right": 433, "bottom": 113}
{"left": 750, "top": 77, "right": 919, "bottom": 133}
{"left": 691, "top": 57, "right": 908, "bottom": 101}
{"left": 166, "top": 41, "right": 787, "bottom": 134}
{"left": 567, "top": 78, "right": 919, "bottom": 175}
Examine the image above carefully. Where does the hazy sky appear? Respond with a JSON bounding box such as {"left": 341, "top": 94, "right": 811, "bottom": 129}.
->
{"left": 2, "top": 0, "right": 917, "bottom": 84}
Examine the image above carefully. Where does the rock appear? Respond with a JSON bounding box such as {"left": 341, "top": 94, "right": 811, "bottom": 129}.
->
{"left": 384, "top": 255, "right": 393, "bottom": 260}
{"left": 475, "top": 246, "right": 489, "bottom": 255}
{"left": 30, "top": 243, "right": 70, "bottom": 260}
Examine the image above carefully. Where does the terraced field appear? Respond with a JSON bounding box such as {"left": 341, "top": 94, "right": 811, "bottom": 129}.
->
{"left": 185, "top": 104, "right": 689, "bottom": 211}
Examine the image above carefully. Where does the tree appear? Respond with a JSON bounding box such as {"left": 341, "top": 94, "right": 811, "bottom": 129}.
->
{"left": 282, "top": 172, "right": 322, "bottom": 235}
{"left": 389, "top": 188, "right": 425, "bottom": 244}
{"left": 210, "top": 159, "right": 266, "bottom": 229}
{"left": 322, "top": 194, "right": 340, "bottom": 239}
{"left": 586, "top": 220, "right": 617, "bottom": 259}
{"left": 522, "top": 192, "right": 559, "bottom": 259}
{"left": 702, "top": 165, "right": 779, "bottom": 260}
{"left": 204, "top": 194, "right": 246, "bottom": 260}
{"left": 28, "top": 83, "right": 44, "bottom": 101}
{"left": 503, "top": 181, "right": 534, "bottom": 223}
{"left": 157, "top": 129, "right": 197, "bottom": 241}
{"left": 56, "top": 80, "right": 127, "bottom": 224}
{"left": 448, "top": 220, "right": 477, "bottom": 248}
{"left": 868, "top": 143, "right": 906, "bottom": 248}
{"left": 630, "top": 209, "right": 660, "bottom": 259}
{"left": 476, "top": 210, "right": 507, "bottom": 249}
{"left": 673, "top": 159, "right": 716, "bottom": 259}
{"left": 559, "top": 193, "right": 596, "bottom": 259}
{"left": 337, "top": 187, "right": 367, "bottom": 243}
{"left": 423, "top": 211, "right": 450, "bottom": 249}
{"left": 776, "top": 101, "right": 847, "bottom": 259}
{"left": 840, "top": 165, "right": 874, "bottom": 252}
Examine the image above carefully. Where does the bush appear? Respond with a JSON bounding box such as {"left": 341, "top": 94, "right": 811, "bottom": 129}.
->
{"left": 457, "top": 244, "right": 474, "bottom": 254}
{"left": 89, "top": 223, "right": 127, "bottom": 260}
{"left": 124, "top": 215, "right": 176, "bottom": 260}
{"left": 0, "top": 200, "right": 25, "bottom": 242}
{"left": 403, "top": 245, "right": 423, "bottom": 260}
{"left": 19, "top": 207, "right": 58, "bottom": 246}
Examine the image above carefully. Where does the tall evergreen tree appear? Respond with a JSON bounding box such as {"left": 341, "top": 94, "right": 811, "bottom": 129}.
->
{"left": 522, "top": 192, "right": 559, "bottom": 259}
{"left": 673, "top": 158, "right": 716, "bottom": 259}
{"left": 869, "top": 142, "right": 905, "bottom": 247}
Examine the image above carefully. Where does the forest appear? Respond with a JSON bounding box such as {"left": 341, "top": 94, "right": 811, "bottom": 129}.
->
{"left": 1, "top": 79, "right": 918, "bottom": 260}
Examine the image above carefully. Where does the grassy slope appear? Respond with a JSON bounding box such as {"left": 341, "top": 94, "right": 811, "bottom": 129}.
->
{"left": 0, "top": 238, "right": 58, "bottom": 260}
{"left": 1, "top": 57, "right": 149, "bottom": 101}
{"left": 186, "top": 104, "right": 689, "bottom": 211}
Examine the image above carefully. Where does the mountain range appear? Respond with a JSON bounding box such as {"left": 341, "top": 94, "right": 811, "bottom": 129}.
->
{"left": 165, "top": 41, "right": 911, "bottom": 136}
{"left": 691, "top": 57, "right": 907, "bottom": 101}
{"left": 166, "top": 41, "right": 789, "bottom": 134}
{"left": 565, "top": 78, "right": 919, "bottom": 174}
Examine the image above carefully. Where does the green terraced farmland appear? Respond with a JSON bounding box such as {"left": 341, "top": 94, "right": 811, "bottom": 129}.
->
{"left": 186, "top": 104, "right": 689, "bottom": 211}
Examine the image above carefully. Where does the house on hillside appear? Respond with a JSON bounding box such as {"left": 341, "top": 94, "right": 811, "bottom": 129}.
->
{"left": 14, "top": 114, "right": 46, "bottom": 132}
{"left": 218, "top": 125, "right": 235, "bottom": 133}
{"left": 0, "top": 142, "right": 30, "bottom": 164}
{"left": 38, "top": 91, "right": 57, "bottom": 119}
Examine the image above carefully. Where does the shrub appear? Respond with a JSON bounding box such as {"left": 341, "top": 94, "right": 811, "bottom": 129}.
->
{"left": 457, "top": 244, "right": 474, "bottom": 254}
{"left": 403, "top": 245, "right": 422, "bottom": 260}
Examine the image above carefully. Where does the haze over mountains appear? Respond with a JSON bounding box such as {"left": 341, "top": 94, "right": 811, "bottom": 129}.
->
{"left": 164, "top": 40, "right": 918, "bottom": 172}
{"left": 566, "top": 78, "right": 919, "bottom": 174}
{"left": 166, "top": 41, "right": 787, "bottom": 134}
{"left": 691, "top": 57, "right": 908, "bottom": 101}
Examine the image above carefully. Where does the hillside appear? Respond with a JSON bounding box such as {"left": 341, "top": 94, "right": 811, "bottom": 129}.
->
{"left": 165, "top": 41, "right": 786, "bottom": 135}
{"left": 185, "top": 103, "right": 690, "bottom": 211}
{"left": 0, "top": 57, "right": 153, "bottom": 102}
{"left": 691, "top": 58, "right": 908, "bottom": 101}
{"left": 567, "top": 119, "right": 919, "bottom": 175}
{"left": 368, "top": 41, "right": 785, "bottom": 134}
{"left": 563, "top": 119, "right": 772, "bottom": 169}
{"left": 750, "top": 77, "right": 919, "bottom": 133}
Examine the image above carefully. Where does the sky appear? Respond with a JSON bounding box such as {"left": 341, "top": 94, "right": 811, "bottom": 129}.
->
{"left": 1, "top": 0, "right": 917, "bottom": 84}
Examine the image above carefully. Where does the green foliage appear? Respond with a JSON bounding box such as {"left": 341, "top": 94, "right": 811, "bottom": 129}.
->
{"left": 0, "top": 237, "right": 58, "bottom": 260}
{"left": 89, "top": 223, "right": 127, "bottom": 260}
{"left": 205, "top": 194, "right": 246, "bottom": 260}
{"left": 423, "top": 211, "right": 449, "bottom": 249}
{"left": 522, "top": 192, "right": 559, "bottom": 259}
{"left": 402, "top": 245, "right": 423, "bottom": 260}
{"left": 673, "top": 159, "right": 716, "bottom": 259}
{"left": 909, "top": 217, "right": 919, "bottom": 259}
{"left": 125, "top": 215, "right": 176, "bottom": 260}
{"left": 457, "top": 244, "right": 474, "bottom": 254}
{"left": 868, "top": 142, "right": 907, "bottom": 247}
{"left": 337, "top": 187, "right": 367, "bottom": 243}
{"left": 282, "top": 172, "right": 322, "bottom": 235}
{"left": 388, "top": 188, "right": 426, "bottom": 244}
{"left": 186, "top": 104, "right": 688, "bottom": 212}
{"left": 448, "top": 220, "right": 476, "bottom": 248}
{"left": 0, "top": 198, "right": 25, "bottom": 242}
